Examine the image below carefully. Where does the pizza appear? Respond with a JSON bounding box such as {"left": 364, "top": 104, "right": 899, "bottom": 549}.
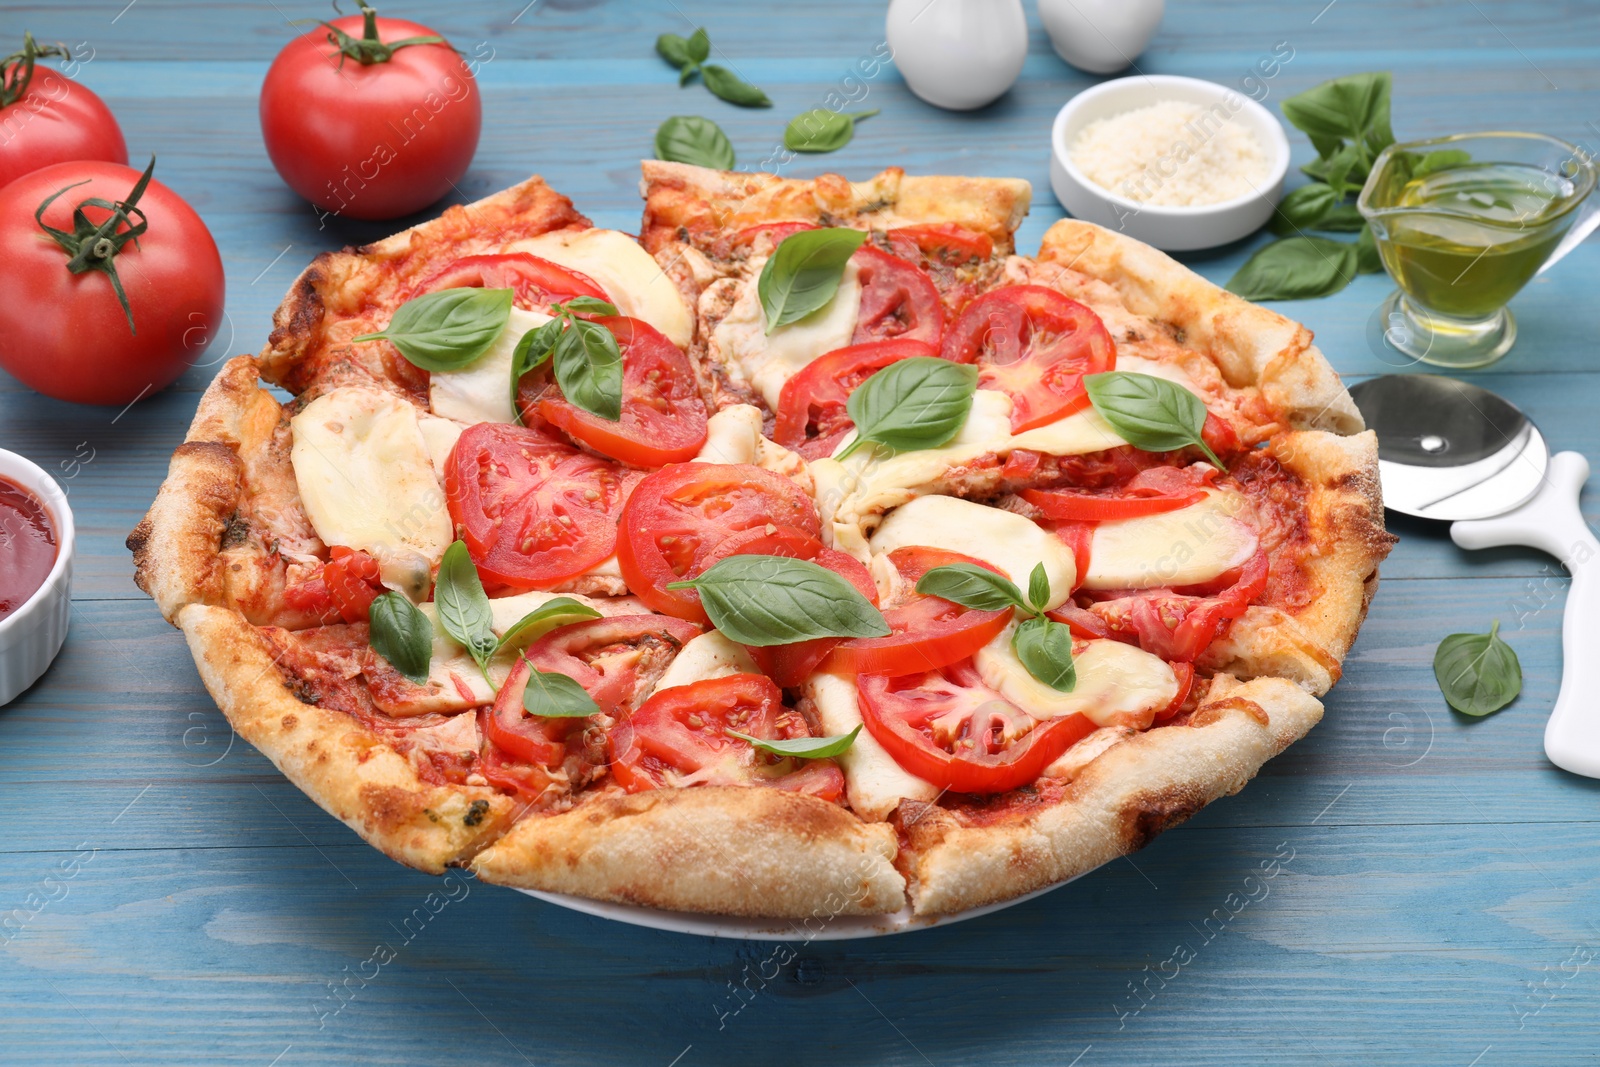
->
{"left": 129, "top": 162, "right": 1393, "bottom": 920}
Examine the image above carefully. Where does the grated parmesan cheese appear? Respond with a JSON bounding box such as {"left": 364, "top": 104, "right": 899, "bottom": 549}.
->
{"left": 1070, "top": 99, "right": 1270, "bottom": 207}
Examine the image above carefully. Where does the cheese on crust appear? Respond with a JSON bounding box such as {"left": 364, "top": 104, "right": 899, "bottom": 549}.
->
{"left": 505, "top": 229, "right": 693, "bottom": 348}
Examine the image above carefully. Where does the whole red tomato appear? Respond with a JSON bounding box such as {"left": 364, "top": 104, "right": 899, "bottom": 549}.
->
{"left": 0, "top": 159, "right": 225, "bottom": 406}
{"left": 259, "top": 3, "right": 482, "bottom": 221}
{"left": 0, "top": 33, "right": 127, "bottom": 190}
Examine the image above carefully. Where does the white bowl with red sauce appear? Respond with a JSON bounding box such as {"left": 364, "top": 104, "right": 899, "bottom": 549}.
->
{"left": 0, "top": 450, "right": 73, "bottom": 706}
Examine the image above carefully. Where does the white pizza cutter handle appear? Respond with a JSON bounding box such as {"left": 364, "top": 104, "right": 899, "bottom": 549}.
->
{"left": 1450, "top": 451, "right": 1600, "bottom": 779}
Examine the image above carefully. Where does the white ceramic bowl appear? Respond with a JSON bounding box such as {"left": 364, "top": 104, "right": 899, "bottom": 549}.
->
{"left": 1049, "top": 74, "right": 1291, "bottom": 251}
{"left": 0, "top": 450, "right": 73, "bottom": 706}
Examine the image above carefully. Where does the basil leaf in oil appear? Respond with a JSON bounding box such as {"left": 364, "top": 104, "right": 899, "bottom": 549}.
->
{"left": 836, "top": 357, "right": 978, "bottom": 460}
{"left": 726, "top": 725, "right": 861, "bottom": 759}
{"left": 1434, "top": 621, "right": 1522, "bottom": 716}
{"left": 758, "top": 227, "right": 867, "bottom": 333}
{"left": 435, "top": 540, "right": 497, "bottom": 679}
{"left": 368, "top": 591, "right": 433, "bottom": 687}
{"left": 1223, "top": 236, "right": 1359, "bottom": 303}
{"left": 522, "top": 667, "right": 602, "bottom": 718}
{"left": 784, "top": 108, "right": 878, "bottom": 153}
{"left": 1012, "top": 616, "right": 1077, "bottom": 693}
{"left": 1084, "top": 371, "right": 1225, "bottom": 467}
{"left": 702, "top": 63, "right": 771, "bottom": 107}
{"left": 667, "top": 555, "right": 889, "bottom": 646}
{"left": 655, "top": 115, "right": 736, "bottom": 169}
{"left": 915, "top": 564, "right": 1030, "bottom": 615}
{"left": 353, "top": 287, "right": 513, "bottom": 372}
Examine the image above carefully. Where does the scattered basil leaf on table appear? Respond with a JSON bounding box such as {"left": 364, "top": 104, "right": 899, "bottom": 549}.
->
{"left": 1269, "top": 183, "right": 1339, "bottom": 236}
{"left": 1225, "top": 236, "right": 1360, "bottom": 303}
{"left": 368, "top": 591, "right": 433, "bottom": 686}
{"left": 1084, "top": 371, "right": 1225, "bottom": 467}
{"left": 702, "top": 64, "right": 771, "bottom": 107}
{"left": 522, "top": 667, "right": 603, "bottom": 718}
{"left": 655, "top": 115, "right": 736, "bottom": 169}
{"left": 784, "top": 108, "right": 878, "bottom": 153}
{"left": 1434, "top": 621, "right": 1522, "bottom": 716}
{"left": 657, "top": 27, "right": 710, "bottom": 85}
{"left": 915, "top": 564, "right": 1032, "bottom": 614}
{"left": 1027, "top": 563, "right": 1051, "bottom": 614}
{"left": 509, "top": 299, "right": 623, "bottom": 423}
{"left": 1011, "top": 615, "right": 1078, "bottom": 693}
{"left": 1313, "top": 203, "right": 1367, "bottom": 232}
{"left": 1280, "top": 71, "right": 1394, "bottom": 195}
{"left": 493, "top": 597, "right": 602, "bottom": 657}
{"left": 435, "top": 540, "right": 497, "bottom": 680}
{"left": 726, "top": 725, "right": 862, "bottom": 759}
{"left": 758, "top": 227, "right": 867, "bottom": 332}
{"left": 353, "top": 287, "right": 513, "bottom": 371}
{"left": 835, "top": 357, "right": 978, "bottom": 459}
{"left": 668, "top": 555, "right": 890, "bottom": 646}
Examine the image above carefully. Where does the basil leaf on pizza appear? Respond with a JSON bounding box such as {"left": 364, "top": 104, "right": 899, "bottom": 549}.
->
{"left": 1027, "top": 563, "right": 1051, "bottom": 613}
{"left": 522, "top": 666, "right": 603, "bottom": 718}
{"left": 1084, "top": 371, "right": 1225, "bottom": 467}
{"left": 492, "top": 597, "right": 603, "bottom": 657}
{"left": 1434, "top": 621, "right": 1522, "bottom": 716}
{"left": 656, "top": 115, "right": 736, "bottom": 169}
{"left": 758, "top": 227, "right": 868, "bottom": 333}
{"left": 435, "top": 540, "right": 497, "bottom": 678}
{"left": 915, "top": 564, "right": 1031, "bottom": 614}
{"left": 1011, "top": 616, "right": 1077, "bottom": 693}
{"left": 552, "top": 316, "right": 624, "bottom": 422}
{"left": 784, "top": 108, "right": 878, "bottom": 153}
{"left": 668, "top": 555, "right": 890, "bottom": 646}
{"left": 509, "top": 317, "right": 562, "bottom": 421}
{"left": 353, "top": 287, "right": 513, "bottom": 372}
{"left": 558, "top": 296, "right": 619, "bottom": 316}
{"left": 367, "top": 591, "right": 433, "bottom": 686}
{"left": 836, "top": 357, "right": 978, "bottom": 460}
{"left": 726, "top": 725, "right": 862, "bottom": 759}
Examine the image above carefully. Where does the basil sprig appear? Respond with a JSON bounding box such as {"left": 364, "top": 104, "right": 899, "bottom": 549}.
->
{"left": 835, "top": 357, "right": 978, "bottom": 460}
{"left": 784, "top": 108, "right": 878, "bottom": 153}
{"left": 435, "top": 540, "right": 498, "bottom": 683}
{"left": 368, "top": 591, "right": 433, "bottom": 686}
{"left": 1434, "top": 621, "right": 1522, "bottom": 716}
{"left": 1084, "top": 372, "right": 1224, "bottom": 467}
{"left": 522, "top": 667, "right": 602, "bottom": 718}
{"left": 353, "top": 288, "right": 513, "bottom": 372}
{"left": 917, "top": 562, "right": 1076, "bottom": 692}
{"left": 656, "top": 27, "right": 709, "bottom": 85}
{"left": 656, "top": 115, "right": 735, "bottom": 169}
{"left": 667, "top": 555, "right": 890, "bottom": 647}
{"left": 758, "top": 228, "right": 867, "bottom": 333}
{"left": 510, "top": 298, "right": 624, "bottom": 423}
{"left": 727, "top": 724, "right": 861, "bottom": 759}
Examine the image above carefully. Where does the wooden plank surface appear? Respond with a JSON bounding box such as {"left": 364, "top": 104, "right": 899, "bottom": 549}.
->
{"left": 3, "top": 1, "right": 1599, "bottom": 1063}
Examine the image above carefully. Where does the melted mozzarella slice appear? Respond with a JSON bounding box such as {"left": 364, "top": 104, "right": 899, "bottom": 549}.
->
{"left": 505, "top": 229, "right": 693, "bottom": 348}
{"left": 867, "top": 495, "right": 1076, "bottom": 610}
{"left": 428, "top": 306, "right": 551, "bottom": 425}
{"left": 711, "top": 258, "right": 862, "bottom": 409}
{"left": 1082, "top": 490, "right": 1258, "bottom": 590}
{"left": 694, "top": 404, "right": 764, "bottom": 465}
{"left": 646, "top": 632, "right": 759, "bottom": 699}
{"left": 417, "top": 414, "right": 463, "bottom": 481}
{"left": 975, "top": 624, "right": 1178, "bottom": 729}
{"left": 804, "top": 671, "right": 939, "bottom": 820}
{"left": 290, "top": 387, "right": 452, "bottom": 597}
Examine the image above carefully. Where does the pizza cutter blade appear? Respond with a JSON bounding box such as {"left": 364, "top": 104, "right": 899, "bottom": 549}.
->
{"left": 1349, "top": 374, "right": 1600, "bottom": 779}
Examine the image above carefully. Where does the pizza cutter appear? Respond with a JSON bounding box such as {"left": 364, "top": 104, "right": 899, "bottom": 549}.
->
{"left": 1349, "top": 374, "right": 1600, "bottom": 778}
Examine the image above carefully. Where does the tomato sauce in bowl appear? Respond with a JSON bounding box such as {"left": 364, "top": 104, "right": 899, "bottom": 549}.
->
{"left": 0, "top": 475, "right": 57, "bottom": 622}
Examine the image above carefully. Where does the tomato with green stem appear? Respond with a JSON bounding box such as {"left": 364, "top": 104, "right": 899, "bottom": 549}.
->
{"left": 0, "top": 33, "right": 126, "bottom": 189}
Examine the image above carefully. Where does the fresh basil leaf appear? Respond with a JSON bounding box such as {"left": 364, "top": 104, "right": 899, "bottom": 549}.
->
{"left": 559, "top": 296, "right": 619, "bottom": 316}
{"left": 522, "top": 667, "right": 602, "bottom": 718}
{"left": 352, "top": 288, "right": 513, "bottom": 372}
{"left": 552, "top": 316, "right": 623, "bottom": 422}
{"left": 1313, "top": 202, "right": 1366, "bottom": 232}
{"left": 1223, "top": 236, "right": 1359, "bottom": 302}
{"left": 667, "top": 555, "right": 889, "bottom": 646}
{"left": 702, "top": 63, "right": 771, "bottom": 107}
{"left": 1280, "top": 71, "right": 1393, "bottom": 160}
{"left": 510, "top": 318, "right": 561, "bottom": 422}
{"left": 726, "top": 725, "right": 861, "bottom": 759}
{"left": 1012, "top": 616, "right": 1077, "bottom": 693}
{"left": 1356, "top": 224, "right": 1383, "bottom": 274}
{"left": 686, "top": 27, "right": 710, "bottom": 65}
{"left": 492, "top": 597, "right": 603, "bottom": 657}
{"left": 1414, "top": 148, "right": 1472, "bottom": 178}
{"left": 758, "top": 227, "right": 867, "bottom": 333}
{"left": 1084, "top": 371, "right": 1224, "bottom": 467}
{"left": 836, "top": 357, "right": 978, "bottom": 460}
{"left": 915, "top": 564, "right": 1029, "bottom": 614}
{"left": 1434, "top": 621, "right": 1521, "bottom": 716}
{"left": 435, "top": 540, "right": 497, "bottom": 675}
{"left": 1027, "top": 563, "right": 1051, "bottom": 613}
{"left": 368, "top": 591, "right": 433, "bottom": 687}
{"left": 655, "top": 115, "right": 736, "bottom": 169}
{"left": 1269, "top": 183, "right": 1338, "bottom": 236}
{"left": 656, "top": 32, "right": 694, "bottom": 69}
{"left": 784, "top": 108, "right": 878, "bottom": 153}
{"left": 678, "top": 63, "right": 700, "bottom": 87}
{"left": 1321, "top": 139, "right": 1368, "bottom": 199}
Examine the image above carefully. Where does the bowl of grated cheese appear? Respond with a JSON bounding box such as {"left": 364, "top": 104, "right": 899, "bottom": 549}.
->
{"left": 1050, "top": 74, "right": 1290, "bottom": 251}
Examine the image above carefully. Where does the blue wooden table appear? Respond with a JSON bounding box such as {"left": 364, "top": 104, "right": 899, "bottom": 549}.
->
{"left": 3, "top": 1, "right": 1599, "bottom": 1063}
